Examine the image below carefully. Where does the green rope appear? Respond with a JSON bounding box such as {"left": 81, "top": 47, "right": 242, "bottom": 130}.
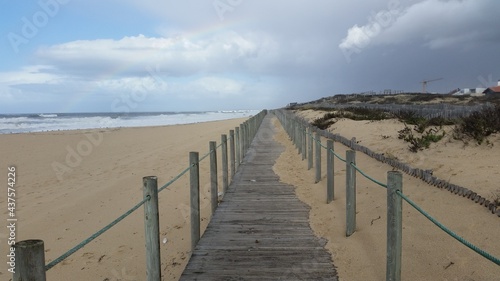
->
{"left": 45, "top": 195, "right": 151, "bottom": 271}
{"left": 310, "top": 132, "right": 347, "bottom": 162}
{"left": 198, "top": 149, "right": 213, "bottom": 163}
{"left": 318, "top": 140, "right": 328, "bottom": 150}
{"left": 329, "top": 148, "right": 346, "bottom": 163}
{"left": 396, "top": 190, "right": 500, "bottom": 266}
{"left": 158, "top": 165, "right": 192, "bottom": 193}
{"left": 351, "top": 162, "right": 387, "bottom": 188}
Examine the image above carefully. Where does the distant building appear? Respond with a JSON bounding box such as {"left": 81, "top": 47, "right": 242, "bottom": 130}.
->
{"left": 482, "top": 80, "right": 500, "bottom": 95}
{"left": 483, "top": 86, "right": 500, "bottom": 95}
{"left": 453, "top": 88, "right": 486, "bottom": 96}
{"left": 286, "top": 102, "right": 298, "bottom": 108}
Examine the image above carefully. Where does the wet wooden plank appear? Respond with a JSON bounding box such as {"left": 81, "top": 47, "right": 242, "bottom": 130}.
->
{"left": 180, "top": 115, "right": 338, "bottom": 280}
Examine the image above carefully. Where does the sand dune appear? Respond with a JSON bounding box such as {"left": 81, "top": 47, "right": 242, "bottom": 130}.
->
{"left": 272, "top": 112, "right": 499, "bottom": 280}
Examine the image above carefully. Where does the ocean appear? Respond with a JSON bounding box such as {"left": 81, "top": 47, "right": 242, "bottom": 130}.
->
{"left": 0, "top": 110, "right": 260, "bottom": 134}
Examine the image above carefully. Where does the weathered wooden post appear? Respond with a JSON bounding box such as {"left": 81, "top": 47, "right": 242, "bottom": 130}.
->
{"left": 143, "top": 176, "right": 161, "bottom": 280}
{"left": 299, "top": 123, "right": 303, "bottom": 154}
{"left": 239, "top": 124, "right": 245, "bottom": 158}
{"left": 302, "top": 124, "right": 307, "bottom": 161}
{"left": 235, "top": 127, "right": 240, "bottom": 166}
{"left": 387, "top": 171, "right": 403, "bottom": 281}
{"left": 209, "top": 141, "right": 218, "bottom": 215}
{"left": 221, "top": 134, "right": 229, "bottom": 193}
{"left": 315, "top": 132, "right": 321, "bottom": 183}
{"left": 346, "top": 150, "right": 356, "bottom": 237}
{"left": 13, "top": 240, "right": 46, "bottom": 281}
{"left": 248, "top": 119, "right": 251, "bottom": 147}
{"left": 308, "top": 127, "right": 313, "bottom": 170}
{"left": 295, "top": 121, "right": 300, "bottom": 148}
{"left": 250, "top": 116, "right": 255, "bottom": 140}
{"left": 243, "top": 122, "right": 249, "bottom": 153}
{"left": 189, "top": 152, "right": 200, "bottom": 251}
{"left": 229, "top": 130, "right": 236, "bottom": 180}
{"left": 327, "top": 140, "right": 334, "bottom": 203}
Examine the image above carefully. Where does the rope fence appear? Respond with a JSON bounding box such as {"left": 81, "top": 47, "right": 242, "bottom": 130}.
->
{"left": 45, "top": 195, "right": 151, "bottom": 271}
{"left": 13, "top": 110, "right": 268, "bottom": 281}
{"left": 273, "top": 109, "right": 499, "bottom": 279}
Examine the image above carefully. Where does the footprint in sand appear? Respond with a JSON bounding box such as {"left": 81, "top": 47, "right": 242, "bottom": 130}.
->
{"left": 82, "top": 252, "right": 96, "bottom": 265}
{"left": 117, "top": 245, "right": 127, "bottom": 253}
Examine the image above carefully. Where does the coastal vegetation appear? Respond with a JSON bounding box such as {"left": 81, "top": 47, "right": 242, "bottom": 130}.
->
{"left": 305, "top": 102, "right": 500, "bottom": 151}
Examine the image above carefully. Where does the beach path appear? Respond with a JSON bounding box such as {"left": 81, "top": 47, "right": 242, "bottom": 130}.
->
{"left": 180, "top": 114, "right": 338, "bottom": 280}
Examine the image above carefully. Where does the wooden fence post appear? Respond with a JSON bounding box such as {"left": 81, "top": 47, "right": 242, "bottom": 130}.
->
{"left": 387, "top": 171, "right": 403, "bottom": 281}
{"left": 315, "top": 132, "right": 321, "bottom": 183}
{"left": 209, "top": 141, "right": 218, "bottom": 215}
{"left": 302, "top": 124, "right": 307, "bottom": 161}
{"left": 229, "top": 130, "right": 236, "bottom": 180}
{"left": 13, "top": 240, "right": 46, "bottom": 281}
{"left": 239, "top": 124, "right": 245, "bottom": 158}
{"left": 235, "top": 127, "right": 240, "bottom": 166}
{"left": 296, "top": 121, "right": 300, "bottom": 148}
{"left": 221, "top": 134, "right": 229, "bottom": 193}
{"left": 143, "top": 176, "right": 161, "bottom": 280}
{"left": 243, "top": 122, "right": 248, "bottom": 154}
{"left": 327, "top": 140, "right": 334, "bottom": 203}
{"left": 308, "top": 127, "right": 313, "bottom": 170}
{"left": 346, "top": 150, "right": 356, "bottom": 237}
{"left": 248, "top": 119, "right": 251, "bottom": 147}
{"left": 189, "top": 152, "right": 200, "bottom": 251}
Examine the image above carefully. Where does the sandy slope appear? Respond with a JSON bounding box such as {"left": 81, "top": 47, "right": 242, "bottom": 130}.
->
{"left": 295, "top": 109, "right": 500, "bottom": 203}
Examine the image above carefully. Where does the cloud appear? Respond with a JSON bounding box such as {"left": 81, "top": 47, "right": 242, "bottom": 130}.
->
{"left": 3, "top": 0, "right": 500, "bottom": 113}
{"left": 0, "top": 32, "right": 277, "bottom": 112}
{"left": 340, "top": 0, "right": 500, "bottom": 52}
{"left": 0, "top": 65, "right": 61, "bottom": 85}
{"left": 33, "top": 32, "right": 278, "bottom": 78}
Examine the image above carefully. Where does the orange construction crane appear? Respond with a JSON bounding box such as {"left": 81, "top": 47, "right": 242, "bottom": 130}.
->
{"left": 420, "top": 78, "right": 443, "bottom": 93}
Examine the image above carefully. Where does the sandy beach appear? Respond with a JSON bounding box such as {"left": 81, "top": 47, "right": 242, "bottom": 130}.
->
{"left": 272, "top": 112, "right": 500, "bottom": 280}
{"left": 0, "top": 117, "right": 247, "bottom": 280}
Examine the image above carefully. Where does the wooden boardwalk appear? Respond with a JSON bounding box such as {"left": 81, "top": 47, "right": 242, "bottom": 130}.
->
{"left": 180, "top": 114, "right": 338, "bottom": 280}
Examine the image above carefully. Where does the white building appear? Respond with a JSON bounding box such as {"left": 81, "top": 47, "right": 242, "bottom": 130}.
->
{"left": 453, "top": 87, "right": 486, "bottom": 96}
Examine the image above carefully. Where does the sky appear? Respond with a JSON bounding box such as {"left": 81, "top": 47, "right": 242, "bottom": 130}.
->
{"left": 1, "top": 0, "right": 499, "bottom": 113}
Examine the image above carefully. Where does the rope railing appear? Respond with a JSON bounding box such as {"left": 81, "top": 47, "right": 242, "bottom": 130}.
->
{"left": 350, "top": 162, "right": 387, "bottom": 188}
{"left": 15, "top": 110, "right": 268, "bottom": 280}
{"left": 273, "top": 109, "right": 499, "bottom": 278}
{"left": 330, "top": 148, "right": 346, "bottom": 163}
{"left": 46, "top": 153, "right": 206, "bottom": 271}
{"left": 158, "top": 165, "right": 192, "bottom": 193}
{"left": 309, "top": 131, "right": 346, "bottom": 162}
{"left": 198, "top": 149, "right": 213, "bottom": 163}
{"left": 47, "top": 143, "right": 220, "bottom": 271}
{"left": 396, "top": 190, "right": 500, "bottom": 265}
{"left": 45, "top": 195, "right": 151, "bottom": 271}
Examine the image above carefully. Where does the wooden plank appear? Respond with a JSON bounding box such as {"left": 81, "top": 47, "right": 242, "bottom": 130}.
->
{"left": 181, "top": 114, "right": 338, "bottom": 280}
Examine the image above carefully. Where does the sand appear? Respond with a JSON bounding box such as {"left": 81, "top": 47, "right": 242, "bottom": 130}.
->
{"left": 272, "top": 112, "right": 500, "bottom": 280}
{"left": 0, "top": 117, "right": 247, "bottom": 281}
{"left": 1, "top": 112, "right": 498, "bottom": 281}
